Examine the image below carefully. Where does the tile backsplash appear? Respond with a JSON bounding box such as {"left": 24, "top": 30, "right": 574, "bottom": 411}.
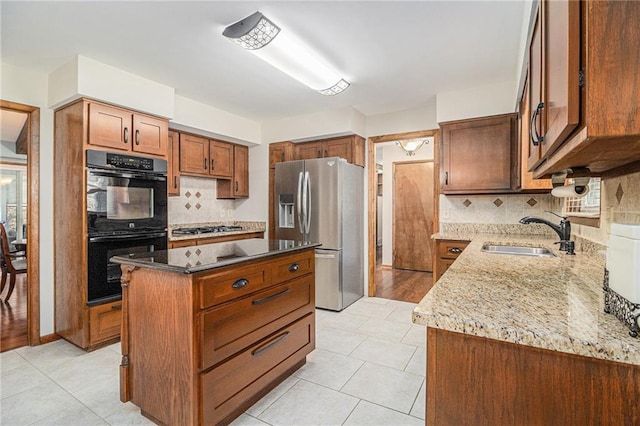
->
{"left": 439, "top": 193, "right": 563, "bottom": 225}
{"left": 168, "top": 176, "right": 234, "bottom": 225}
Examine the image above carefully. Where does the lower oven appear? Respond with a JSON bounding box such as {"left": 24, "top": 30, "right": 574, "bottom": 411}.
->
{"left": 87, "top": 231, "right": 167, "bottom": 306}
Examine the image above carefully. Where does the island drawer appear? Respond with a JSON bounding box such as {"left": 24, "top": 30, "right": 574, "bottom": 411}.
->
{"left": 271, "top": 250, "right": 315, "bottom": 285}
{"left": 438, "top": 240, "right": 469, "bottom": 260}
{"left": 201, "top": 314, "right": 314, "bottom": 425}
{"left": 201, "top": 275, "right": 314, "bottom": 369}
{"left": 198, "top": 262, "right": 272, "bottom": 309}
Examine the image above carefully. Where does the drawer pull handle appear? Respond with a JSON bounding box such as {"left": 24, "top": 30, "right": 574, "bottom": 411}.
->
{"left": 252, "top": 288, "right": 290, "bottom": 305}
{"left": 232, "top": 278, "right": 249, "bottom": 289}
{"left": 288, "top": 263, "right": 300, "bottom": 273}
{"left": 123, "top": 127, "right": 129, "bottom": 144}
{"left": 111, "top": 304, "right": 122, "bottom": 310}
{"left": 135, "top": 129, "right": 140, "bottom": 145}
{"left": 449, "top": 247, "right": 463, "bottom": 254}
{"left": 252, "top": 332, "right": 290, "bottom": 357}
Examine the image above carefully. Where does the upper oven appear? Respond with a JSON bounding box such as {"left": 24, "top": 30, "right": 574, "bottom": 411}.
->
{"left": 86, "top": 150, "right": 168, "bottom": 235}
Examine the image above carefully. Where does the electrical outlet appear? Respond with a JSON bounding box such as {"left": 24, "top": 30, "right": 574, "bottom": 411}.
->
{"left": 220, "top": 210, "right": 226, "bottom": 218}
{"left": 227, "top": 209, "right": 234, "bottom": 218}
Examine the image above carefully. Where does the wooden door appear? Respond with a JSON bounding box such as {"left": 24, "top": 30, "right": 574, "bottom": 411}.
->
{"left": 88, "top": 102, "right": 131, "bottom": 151}
{"left": 323, "top": 137, "right": 352, "bottom": 162}
{"left": 168, "top": 131, "right": 180, "bottom": 196}
{"left": 233, "top": 145, "right": 249, "bottom": 197}
{"left": 209, "top": 140, "right": 233, "bottom": 178}
{"left": 527, "top": 5, "right": 544, "bottom": 170}
{"left": 393, "top": 161, "right": 434, "bottom": 271}
{"left": 295, "top": 142, "right": 322, "bottom": 160}
{"left": 520, "top": 78, "right": 552, "bottom": 191}
{"left": 132, "top": 113, "right": 168, "bottom": 157}
{"left": 179, "top": 134, "right": 209, "bottom": 176}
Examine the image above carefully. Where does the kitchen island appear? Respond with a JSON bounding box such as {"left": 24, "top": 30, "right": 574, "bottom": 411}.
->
{"left": 111, "top": 239, "right": 320, "bottom": 425}
{"left": 414, "top": 231, "right": 640, "bottom": 425}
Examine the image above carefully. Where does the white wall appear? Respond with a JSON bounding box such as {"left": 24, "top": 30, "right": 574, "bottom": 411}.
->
{"left": 366, "top": 98, "right": 438, "bottom": 137}
{"left": 379, "top": 138, "right": 435, "bottom": 266}
{"left": 1, "top": 62, "right": 55, "bottom": 335}
{"left": 436, "top": 80, "right": 517, "bottom": 123}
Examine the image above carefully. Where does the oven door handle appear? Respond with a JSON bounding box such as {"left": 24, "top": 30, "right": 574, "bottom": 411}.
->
{"left": 89, "top": 232, "right": 167, "bottom": 243}
{"left": 88, "top": 169, "right": 167, "bottom": 181}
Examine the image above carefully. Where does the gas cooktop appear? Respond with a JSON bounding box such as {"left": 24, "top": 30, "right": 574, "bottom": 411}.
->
{"left": 172, "top": 225, "right": 244, "bottom": 236}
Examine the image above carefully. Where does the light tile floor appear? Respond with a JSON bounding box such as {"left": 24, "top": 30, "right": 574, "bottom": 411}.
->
{"left": 1, "top": 297, "right": 425, "bottom": 425}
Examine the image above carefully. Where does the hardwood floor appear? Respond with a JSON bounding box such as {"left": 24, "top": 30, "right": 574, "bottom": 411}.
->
{"left": 1, "top": 273, "right": 28, "bottom": 352}
{"left": 374, "top": 247, "right": 434, "bottom": 303}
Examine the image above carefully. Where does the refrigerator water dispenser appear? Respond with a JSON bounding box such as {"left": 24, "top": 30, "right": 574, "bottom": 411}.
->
{"left": 278, "top": 194, "right": 295, "bottom": 228}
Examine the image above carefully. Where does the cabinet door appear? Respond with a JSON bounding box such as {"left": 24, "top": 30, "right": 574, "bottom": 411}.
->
{"left": 179, "top": 134, "right": 209, "bottom": 176}
{"left": 89, "top": 301, "right": 122, "bottom": 345}
{"left": 233, "top": 145, "right": 249, "bottom": 197}
{"left": 132, "top": 113, "right": 168, "bottom": 157}
{"left": 88, "top": 102, "right": 132, "bottom": 151}
{"left": 323, "top": 137, "right": 353, "bottom": 162}
{"left": 209, "top": 140, "right": 233, "bottom": 178}
{"left": 269, "top": 142, "right": 293, "bottom": 169}
{"left": 441, "top": 114, "right": 516, "bottom": 193}
{"left": 527, "top": 6, "right": 545, "bottom": 171}
{"left": 168, "top": 131, "right": 180, "bottom": 196}
{"left": 295, "top": 142, "right": 322, "bottom": 160}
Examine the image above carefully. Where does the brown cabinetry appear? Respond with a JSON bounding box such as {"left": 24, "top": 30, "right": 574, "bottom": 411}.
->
{"left": 88, "top": 101, "right": 168, "bottom": 157}
{"left": 167, "top": 130, "right": 180, "bottom": 196}
{"left": 527, "top": 0, "right": 640, "bottom": 177}
{"left": 120, "top": 248, "right": 316, "bottom": 425}
{"left": 433, "top": 239, "right": 469, "bottom": 283}
{"left": 440, "top": 114, "right": 517, "bottom": 194}
{"left": 293, "top": 135, "right": 365, "bottom": 167}
{"left": 269, "top": 141, "right": 294, "bottom": 169}
{"left": 179, "top": 133, "right": 233, "bottom": 179}
{"left": 217, "top": 144, "right": 249, "bottom": 199}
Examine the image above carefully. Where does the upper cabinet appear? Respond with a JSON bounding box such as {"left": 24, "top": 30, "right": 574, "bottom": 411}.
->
{"left": 178, "top": 134, "right": 233, "bottom": 179}
{"left": 526, "top": 0, "right": 640, "bottom": 177}
{"left": 269, "top": 141, "right": 294, "bottom": 169}
{"left": 217, "top": 145, "right": 249, "bottom": 199}
{"left": 440, "top": 114, "right": 518, "bottom": 194}
{"left": 292, "top": 135, "right": 365, "bottom": 167}
{"left": 88, "top": 101, "right": 168, "bottom": 158}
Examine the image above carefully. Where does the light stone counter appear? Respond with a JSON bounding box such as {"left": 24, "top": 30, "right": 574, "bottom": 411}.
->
{"left": 412, "top": 231, "right": 640, "bottom": 366}
{"left": 168, "top": 221, "right": 266, "bottom": 242}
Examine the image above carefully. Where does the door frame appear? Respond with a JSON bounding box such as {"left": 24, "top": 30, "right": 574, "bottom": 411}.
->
{"left": 1, "top": 100, "right": 40, "bottom": 345}
{"left": 367, "top": 129, "right": 440, "bottom": 297}
{"left": 392, "top": 159, "right": 435, "bottom": 271}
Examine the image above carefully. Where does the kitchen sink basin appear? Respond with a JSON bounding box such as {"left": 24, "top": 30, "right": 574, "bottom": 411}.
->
{"left": 481, "top": 243, "right": 556, "bottom": 257}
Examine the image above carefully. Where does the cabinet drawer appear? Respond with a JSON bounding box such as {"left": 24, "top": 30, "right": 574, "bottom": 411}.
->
{"left": 201, "top": 315, "right": 314, "bottom": 425}
{"left": 439, "top": 240, "right": 469, "bottom": 260}
{"left": 271, "top": 250, "right": 314, "bottom": 285}
{"left": 89, "top": 301, "right": 122, "bottom": 344}
{"left": 201, "top": 276, "right": 314, "bottom": 369}
{"left": 198, "top": 262, "right": 271, "bottom": 309}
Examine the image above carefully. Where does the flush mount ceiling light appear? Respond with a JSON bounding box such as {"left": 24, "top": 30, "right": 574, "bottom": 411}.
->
{"left": 396, "top": 139, "right": 428, "bottom": 156}
{"left": 223, "top": 11, "right": 350, "bottom": 96}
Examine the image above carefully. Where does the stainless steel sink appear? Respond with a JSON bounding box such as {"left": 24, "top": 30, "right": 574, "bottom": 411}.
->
{"left": 481, "top": 243, "right": 556, "bottom": 257}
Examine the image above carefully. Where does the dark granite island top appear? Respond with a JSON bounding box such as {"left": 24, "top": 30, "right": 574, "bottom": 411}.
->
{"left": 111, "top": 239, "right": 321, "bottom": 274}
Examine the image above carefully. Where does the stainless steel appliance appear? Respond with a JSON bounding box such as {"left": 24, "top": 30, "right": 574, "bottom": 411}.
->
{"left": 275, "top": 157, "right": 364, "bottom": 311}
{"left": 86, "top": 149, "right": 168, "bottom": 305}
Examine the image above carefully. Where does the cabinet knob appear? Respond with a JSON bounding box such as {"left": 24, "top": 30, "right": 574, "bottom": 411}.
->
{"left": 173, "top": 176, "right": 178, "bottom": 189}
{"left": 211, "top": 158, "right": 215, "bottom": 170}
{"left": 123, "top": 128, "right": 129, "bottom": 144}
{"left": 324, "top": 150, "right": 328, "bottom": 157}
{"left": 288, "top": 263, "right": 300, "bottom": 273}
{"left": 449, "top": 247, "right": 462, "bottom": 254}
{"left": 232, "top": 278, "right": 248, "bottom": 289}
{"left": 204, "top": 158, "right": 208, "bottom": 170}
{"left": 317, "top": 150, "right": 321, "bottom": 158}
{"left": 235, "top": 181, "right": 239, "bottom": 192}
{"left": 530, "top": 102, "right": 545, "bottom": 146}
{"left": 444, "top": 171, "right": 449, "bottom": 186}
{"left": 135, "top": 129, "right": 140, "bottom": 145}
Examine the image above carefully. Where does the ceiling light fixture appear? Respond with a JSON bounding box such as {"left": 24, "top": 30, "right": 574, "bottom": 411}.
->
{"left": 223, "top": 11, "right": 350, "bottom": 96}
{"left": 396, "top": 139, "right": 427, "bottom": 156}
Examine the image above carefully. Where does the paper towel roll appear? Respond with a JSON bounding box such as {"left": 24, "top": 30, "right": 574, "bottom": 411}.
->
{"left": 551, "top": 184, "right": 589, "bottom": 198}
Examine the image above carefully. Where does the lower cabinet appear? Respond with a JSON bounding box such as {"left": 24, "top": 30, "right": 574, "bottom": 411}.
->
{"left": 433, "top": 239, "right": 469, "bottom": 283}
{"left": 88, "top": 301, "right": 122, "bottom": 345}
{"left": 120, "top": 248, "right": 316, "bottom": 425}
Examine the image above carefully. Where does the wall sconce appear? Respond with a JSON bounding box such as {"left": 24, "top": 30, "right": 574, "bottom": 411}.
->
{"left": 223, "top": 12, "right": 350, "bottom": 96}
{"left": 396, "top": 139, "right": 427, "bottom": 156}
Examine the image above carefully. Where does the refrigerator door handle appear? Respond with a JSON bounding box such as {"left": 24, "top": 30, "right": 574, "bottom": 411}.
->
{"left": 297, "top": 171, "right": 304, "bottom": 234}
{"left": 304, "top": 171, "right": 311, "bottom": 235}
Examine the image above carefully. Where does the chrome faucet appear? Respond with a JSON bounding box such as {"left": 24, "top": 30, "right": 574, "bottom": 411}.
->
{"left": 519, "top": 211, "right": 575, "bottom": 255}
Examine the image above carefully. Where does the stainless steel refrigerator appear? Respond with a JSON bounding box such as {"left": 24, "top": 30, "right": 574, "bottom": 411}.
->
{"left": 275, "top": 157, "right": 364, "bottom": 311}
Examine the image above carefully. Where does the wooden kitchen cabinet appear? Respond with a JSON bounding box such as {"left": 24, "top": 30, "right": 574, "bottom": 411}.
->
{"left": 440, "top": 114, "right": 517, "bottom": 194}
{"left": 179, "top": 133, "right": 233, "bottom": 179}
{"left": 167, "top": 130, "right": 180, "bottom": 196}
{"left": 433, "top": 239, "right": 469, "bottom": 283}
{"left": 217, "top": 144, "right": 249, "bottom": 198}
{"left": 269, "top": 141, "right": 294, "bottom": 169}
{"left": 293, "top": 135, "right": 365, "bottom": 167}
{"left": 88, "top": 101, "right": 168, "bottom": 158}
{"left": 88, "top": 300, "right": 122, "bottom": 344}
{"left": 527, "top": 0, "right": 640, "bottom": 178}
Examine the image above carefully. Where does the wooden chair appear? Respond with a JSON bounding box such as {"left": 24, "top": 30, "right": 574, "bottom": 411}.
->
{"left": 0, "top": 223, "right": 27, "bottom": 302}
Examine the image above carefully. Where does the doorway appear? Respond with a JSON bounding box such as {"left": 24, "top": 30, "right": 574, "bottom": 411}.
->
{"left": 368, "top": 130, "right": 439, "bottom": 303}
{"left": 0, "top": 100, "right": 40, "bottom": 352}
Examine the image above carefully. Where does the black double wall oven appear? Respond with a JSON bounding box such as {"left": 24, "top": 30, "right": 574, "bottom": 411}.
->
{"left": 86, "top": 150, "right": 168, "bottom": 306}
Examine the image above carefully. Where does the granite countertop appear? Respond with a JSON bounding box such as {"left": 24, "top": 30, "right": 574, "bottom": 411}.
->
{"left": 413, "top": 231, "right": 640, "bottom": 366}
{"left": 111, "top": 239, "right": 320, "bottom": 274}
{"left": 168, "top": 221, "right": 266, "bottom": 242}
